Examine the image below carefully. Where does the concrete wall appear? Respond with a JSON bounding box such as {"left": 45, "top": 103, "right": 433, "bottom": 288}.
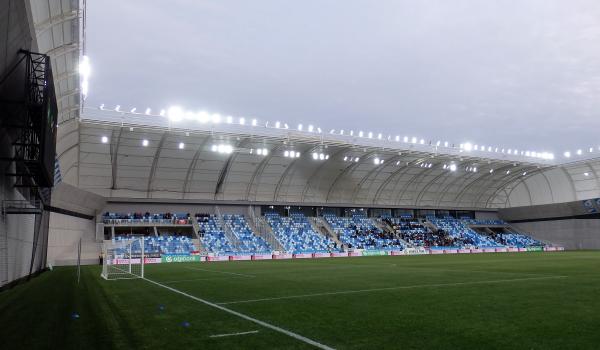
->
{"left": 48, "top": 212, "right": 100, "bottom": 266}
{"left": 499, "top": 200, "right": 600, "bottom": 249}
{"left": 475, "top": 211, "right": 500, "bottom": 220}
{"left": 47, "top": 183, "right": 106, "bottom": 266}
{"left": 510, "top": 219, "right": 600, "bottom": 250}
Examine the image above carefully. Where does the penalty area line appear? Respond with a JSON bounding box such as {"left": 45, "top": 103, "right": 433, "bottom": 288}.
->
{"left": 209, "top": 330, "right": 260, "bottom": 338}
{"left": 217, "top": 275, "right": 568, "bottom": 305}
{"left": 184, "top": 266, "right": 255, "bottom": 278}
{"left": 142, "top": 277, "right": 335, "bottom": 350}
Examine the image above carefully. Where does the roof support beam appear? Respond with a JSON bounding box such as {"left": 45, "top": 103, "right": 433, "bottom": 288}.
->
{"left": 325, "top": 151, "right": 376, "bottom": 202}
{"left": 146, "top": 132, "right": 168, "bottom": 197}
{"left": 245, "top": 144, "right": 287, "bottom": 201}
{"left": 35, "top": 10, "right": 79, "bottom": 34}
{"left": 372, "top": 160, "right": 416, "bottom": 204}
{"left": 182, "top": 136, "right": 211, "bottom": 196}
{"left": 351, "top": 155, "right": 402, "bottom": 203}
{"left": 438, "top": 163, "right": 513, "bottom": 207}
{"left": 484, "top": 166, "right": 541, "bottom": 207}
{"left": 273, "top": 144, "right": 320, "bottom": 201}
{"left": 214, "top": 139, "right": 247, "bottom": 200}
{"left": 300, "top": 148, "right": 347, "bottom": 202}
{"left": 110, "top": 128, "right": 123, "bottom": 190}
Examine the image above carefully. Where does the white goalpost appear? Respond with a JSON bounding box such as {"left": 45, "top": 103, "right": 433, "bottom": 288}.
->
{"left": 101, "top": 237, "right": 144, "bottom": 280}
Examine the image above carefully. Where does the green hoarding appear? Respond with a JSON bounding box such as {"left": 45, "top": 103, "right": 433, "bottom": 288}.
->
{"left": 161, "top": 255, "right": 201, "bottom": 263}
{"left": 527, "top": 246, "right": 544, "bottom": 252}
{"left": 361, "top": 250, "right": 388, "bottom": 256}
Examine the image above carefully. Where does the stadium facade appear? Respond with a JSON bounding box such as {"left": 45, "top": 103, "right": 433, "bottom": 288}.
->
{"left": 1, "top": 0, "right": 599, "bottom": 288}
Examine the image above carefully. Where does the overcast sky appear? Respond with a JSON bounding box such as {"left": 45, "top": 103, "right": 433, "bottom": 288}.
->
{"left": 86, "top": 0, "right": 600, "bottom": 153}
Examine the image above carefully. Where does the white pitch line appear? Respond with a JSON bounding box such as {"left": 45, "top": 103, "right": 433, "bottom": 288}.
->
{"left": 143, "top": 277, "right": 335, "bottom": 350}
{"left": 161, "top": 276, "right": 251, "bottom": 284}
{"left": 184, "top": 266, "right": 255, "bottom": 278}
{"left": 209, "top": 330, "right": 260, "bottom": 338}
{"left": 217, "top": 275, "right": 568, "bottom": 305}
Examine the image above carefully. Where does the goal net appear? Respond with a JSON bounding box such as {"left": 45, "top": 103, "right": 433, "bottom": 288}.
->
{"left": 101, "top": 237, "right": 144, "bottom": 280}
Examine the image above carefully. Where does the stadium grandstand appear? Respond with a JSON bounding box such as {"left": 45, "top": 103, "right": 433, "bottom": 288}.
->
{"left": 1, "top": 1, "right": 600, "bottom": 349}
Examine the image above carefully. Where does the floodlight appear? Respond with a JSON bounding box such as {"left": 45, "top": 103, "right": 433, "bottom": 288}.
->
{"left": 101, "top": 136, "right": 108, "bottom": 144}
{"left": 178, "top": 142, "right": 185, "bottom": 150}
{"left": 142, "top": 139, "right": 149, "bottom": 147}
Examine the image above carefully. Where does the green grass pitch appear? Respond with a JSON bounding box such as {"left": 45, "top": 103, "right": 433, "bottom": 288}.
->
{"left": 2, "top": 251, "right": 600, "bottom": 349}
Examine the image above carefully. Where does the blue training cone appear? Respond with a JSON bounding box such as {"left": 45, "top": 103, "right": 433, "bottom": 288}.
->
{"left": 181, "top": 321, "right": 190, "bottom": 328}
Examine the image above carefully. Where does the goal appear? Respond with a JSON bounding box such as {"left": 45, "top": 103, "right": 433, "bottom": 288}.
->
{"left": 101, "top": 237, "right": 144, "bottom": 280}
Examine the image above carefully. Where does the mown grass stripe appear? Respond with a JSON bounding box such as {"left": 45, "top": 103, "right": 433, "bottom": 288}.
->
{"left": 217, "top": 275, "right": 568, "bottom": 305}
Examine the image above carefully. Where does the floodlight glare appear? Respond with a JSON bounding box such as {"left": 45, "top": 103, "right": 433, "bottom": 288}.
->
{"left": 167, "top": 106, "right": 184, "bottom": 122}
{"left": 101, "top": 136, "right": 108, "bottom": 144}
{"left": 178, "top": 142, "right": 185, "bottom": 149}
{"left": 197, "top": 111, "right": 209, "bottom": 123}
{"left": 142, "top": 139, "right": 149, "bottom": 147}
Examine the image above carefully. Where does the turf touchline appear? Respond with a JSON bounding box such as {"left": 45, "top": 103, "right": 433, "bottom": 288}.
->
{"left": 209, "top": 330, "right": 260, "bottom": 338}
{"left": 183, "top": 266, "right": 255, "bottom": 277}
{"left": 142, "top": 277, "right": 335, "bottom": 350}
{"left": 217, "top": 275, "right": 568, "bottom": 305}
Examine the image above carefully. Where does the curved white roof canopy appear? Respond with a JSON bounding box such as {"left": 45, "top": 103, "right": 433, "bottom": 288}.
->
{"left": 58, "top": 108, "right": 599, "bottom": 209}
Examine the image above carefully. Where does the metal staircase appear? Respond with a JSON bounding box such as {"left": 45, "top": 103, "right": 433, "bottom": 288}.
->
{"left": 247, "top": 206, "right": 284, "bottom": 251}
{"left": 214, "top": 206, "right": 242, "bottom": 250}
{"left": 310, "top": 217, "right": 343, "bottom": 247}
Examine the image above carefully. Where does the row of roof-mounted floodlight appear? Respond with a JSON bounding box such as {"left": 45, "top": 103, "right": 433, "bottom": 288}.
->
{"left": 95, "top": 134, "right": 576, "bottom": 178}
{"left": 96, "top": 104, "right": 598, "bottom": 162}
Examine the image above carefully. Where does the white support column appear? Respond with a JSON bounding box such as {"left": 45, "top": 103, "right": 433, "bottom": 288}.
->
{"left": 140, "top": 237, "right": 145, "bottom": 278}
